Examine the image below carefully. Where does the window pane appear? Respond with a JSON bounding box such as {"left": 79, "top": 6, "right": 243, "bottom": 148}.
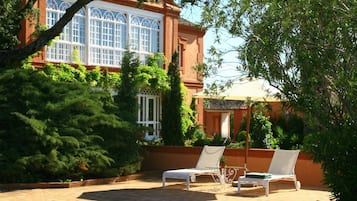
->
{"left": 88, "top": 7, "right": 128, "bottom": 66}
{"left": 46, "top": 0, "right": 161, "bottom": 66}
{"left": 73, "top": 16, "right": 85, "bottom": 43}
{"left": 131, "top": 27, "right": 140, "bottom": 50}
{"left": 90, "top": 47, "right": 101, "bottom": 64}
{"left": 148, "top": 98, "right": 154, "bottom": 121}
{"left": 90, "top": 20, "right": 101, "bottom": 45}
{"left": 46, "top": 0, "right": 85, "bottom": 63}
{"left": 141, "top": 29, "right": 150, "bottom": 52}
{"left": 46, "top": 11, "right": 58, "bottom": 27}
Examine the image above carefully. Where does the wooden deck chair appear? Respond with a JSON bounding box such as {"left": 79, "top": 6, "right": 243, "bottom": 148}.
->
{"left": 162, "top": 145, "right": 225, "bottom": 190}
{"left": 237, "top": 149, "right": 301, "bottom": 196}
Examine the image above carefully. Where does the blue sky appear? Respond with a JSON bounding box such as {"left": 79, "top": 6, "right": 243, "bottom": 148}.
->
{"left": 180, "top": 5, "right": 243, "bottom": 85}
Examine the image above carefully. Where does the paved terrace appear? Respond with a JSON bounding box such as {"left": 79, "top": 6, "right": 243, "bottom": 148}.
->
{"left": 0, "top": 172, "right": 331, "bottom": 201}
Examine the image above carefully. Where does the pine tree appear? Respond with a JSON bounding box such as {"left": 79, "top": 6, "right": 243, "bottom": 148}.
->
{"left": 0, "top": 68, "right": 118, "bottom": 182}
{"left": 106, "top": 51, "right": 143, "bottom": 174}
{"left": 161, "top": 52, "right": 184, "bottom": 145}
{"left": 115, "top": 51, "right": 140, "bottom": 124}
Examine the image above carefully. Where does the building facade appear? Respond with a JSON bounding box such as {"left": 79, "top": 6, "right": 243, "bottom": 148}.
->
{"left": 19, "top": 0, "right": 205, "bottom": 140}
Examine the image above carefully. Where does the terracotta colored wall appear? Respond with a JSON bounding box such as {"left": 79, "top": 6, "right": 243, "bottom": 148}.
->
{"left": 142, "top": 146, "right": 325, "bottom": 187}
{"left": 178, "top": 32, "right": 202, "bottom": 82}
{"left": 178, "top": 24, "right": 205, "bottom": 126}
{"left": 203, "top": 111, "right": 222, "bottom": 137}
{"left": 233, "top": 109, "right": 246, "bottom": 135}
{"left": 206, "top": 102, "right": 288, "bottom": 139}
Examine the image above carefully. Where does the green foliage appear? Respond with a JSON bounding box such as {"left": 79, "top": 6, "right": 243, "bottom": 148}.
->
{"left": 42, "top": 62, "right": 120, "bottom": 88}
{"left": 180, "top": 85, "right": 205, "bottom": 145}
{"left": 182, "top": 97, "right": 205, "bottom": 146}
{"left": 0, "top": 68, "right": 119, "bottom": 182}
{"left": 161, "top": 52, "right": 184, "bottom": 145}
{"left": 95, "top": 121, "right": 142, "bottom": 177}
{"left": 235, "top": 130, "right": 248, "bottom": 143}
{"left": 0, "top": 0, "right": 148, "bottom": 182}
{"left": 115, "top": 51, "right": 141, "bottom": 123}
{"left": 273, "top": 114, "right": 305, "bottom": 150}
{"left": 250, "top": 110, "right": 275, "bottom": 148}
{"left": 185, "top": 0, "right": 356, "bottom": 199}
{"left": 0, "top": 0, "right": 37, "bottom": 50}
{"left": 0, "top": 0, "right": 95, "bottom": 67}
{"left": 193, "top": 135, "right": 230, "bottom": 147}
{"left": 231, "top": 130, "right": 249, "bottom": 149}
{"left": 101, "top": 51, "right": 144, "bottom": 176}
{"left": 235, "top": 110, "right": 305, "bottom": 150}
{"left": 0, "top": 58, "right": 146, "bottom": 182}
{"left": 304, "top": 119, "right": 357, "bottom": 201}
{"left": 136, "top": 53, "right": 169, "bottom": 91}
{"left": 239, "top": 103, "right": 277, "bottom": 149}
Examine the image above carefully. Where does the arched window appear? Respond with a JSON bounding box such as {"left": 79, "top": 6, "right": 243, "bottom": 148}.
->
{"left": 130, "top": 16, "right": 160, "bottom": 63}
{"left": 46, "top": 0, "right": 162, "bottom": 66}
{"left": 88, "top": 8, "right": 128, "bottom": 66}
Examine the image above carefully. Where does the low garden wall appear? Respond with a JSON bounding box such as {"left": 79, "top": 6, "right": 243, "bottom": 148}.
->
{"left": 141, "top": 146, "right": 325, "bottom": 187}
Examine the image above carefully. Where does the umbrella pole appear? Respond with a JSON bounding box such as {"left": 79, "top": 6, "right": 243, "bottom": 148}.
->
{"left": 244, "top": 103, "right": 252, "bottom": 175}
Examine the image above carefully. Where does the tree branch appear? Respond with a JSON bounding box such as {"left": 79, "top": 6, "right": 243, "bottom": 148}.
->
{"left": 0, "top": 0, "right": 93, "bottom": 67}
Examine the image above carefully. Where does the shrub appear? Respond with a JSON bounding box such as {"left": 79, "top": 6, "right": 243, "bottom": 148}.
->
{"left": 193, "top": 134, "right": 230, "bottom": 147}
{"left": 303, "top": 116, "right": 357, "bottom": 201}
{"left": 0, "top": 69, "right": 115, "bottom": 182}
{"left": 239, "top": 103, "right": 277, "bottom": 149}
{"left": 272, "top": 114, "right": 305, "bottom": 149}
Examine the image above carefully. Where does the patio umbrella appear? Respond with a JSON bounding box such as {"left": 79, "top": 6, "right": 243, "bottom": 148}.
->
{"left": 193, "top": 79, "right": 281, "bottom": 172}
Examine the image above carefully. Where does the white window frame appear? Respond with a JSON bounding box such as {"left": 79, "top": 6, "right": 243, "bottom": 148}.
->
{"left": 137, "top": 89, "right": 161, "bottom": 141}
{"left": 46, "top": 0, "right": 86, "bottom": 63}
{"left": 45, "top": 0, "right": 163, "bottom": 67}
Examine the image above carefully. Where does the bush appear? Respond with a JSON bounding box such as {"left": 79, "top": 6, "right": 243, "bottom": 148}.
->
{"left": 272, "top": 114, "right": 305, "bottom": 149}
{"left": 0, "top": 68, "right": 142, "bottom": 183}
{"left": 0, "top": 69, "right": 110, "bottom": 182}
{"left": 304, "top": 120, "right": 357, "bottom": 201}
{"left": 239, "top": 103, "right": 277, "bottom": 149}
{"left": 193, "top": 135, "right": 230, "bottom": 147}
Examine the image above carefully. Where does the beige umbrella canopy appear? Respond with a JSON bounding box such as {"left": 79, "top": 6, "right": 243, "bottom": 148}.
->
{"left": 193, "top": 79, "right": 280, "bottom": 102}
{"left": 193, "top": 79, "right": 281, "bottom": 172}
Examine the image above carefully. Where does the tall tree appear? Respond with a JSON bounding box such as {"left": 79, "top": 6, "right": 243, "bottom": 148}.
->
{"left": 181, "top": 0, "right": 356, "bottom": 200}
{"left": 115, "top": 51, "right": 141, "bottom": 124}
{"left": 161, "top": 52, "right": 184, "bottom": 145}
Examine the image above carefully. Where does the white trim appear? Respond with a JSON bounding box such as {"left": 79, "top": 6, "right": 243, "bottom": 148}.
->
{"left": 46, "top": 0, "right": 164, "bottom": 66}
{"left": 89, "top": 1, "right": 163, "bottom": 21}
{"left": 137, "top": 89, "right": 161, "bottom": 141}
